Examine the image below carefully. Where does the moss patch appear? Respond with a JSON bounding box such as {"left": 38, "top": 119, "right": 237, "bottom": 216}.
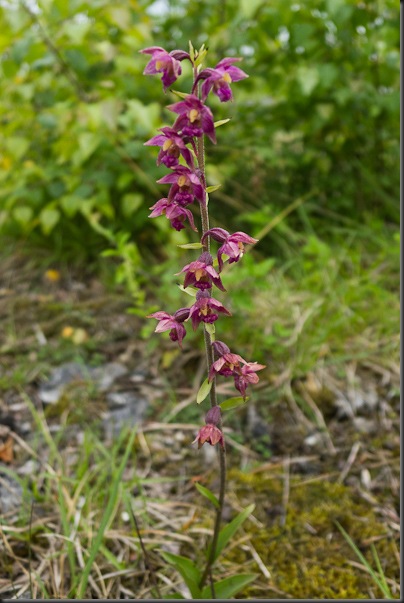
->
{"left": 226, "top": 469, "right": 399, "bottom": 599}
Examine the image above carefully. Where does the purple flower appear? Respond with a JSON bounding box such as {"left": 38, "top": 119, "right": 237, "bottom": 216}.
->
{"left": 195, "top": 58, "right": 248, "bottom": 102}
{"left": 209, "top": 351, "right": 246, "bottom": 381}
{"left": 157, "top": 166, "right": 204, "bottom": 206}
{"left": 209, "top": 340, "right": 265, "bottom": 396}
{"left": 202, "top": 228, "right": 258, "bottom": 271}
{"left": 177, "top": 252, "right": 225, "bottom": 292}
{"left": 209, "top": 340, "right": 246, "bottom": 381}
{"left": 193, "top": 423, "right": 224, "bottom": 449}
{"left": 147, "top": 307, "right": 190, "bottom": 348}
{"left": 167, "top": 95, "right": 216, "bottom": 143}
{"left": 144, "top": 127, "right": 194, "bottom": 168}
{"left": 149, "top": 198, "right": 197, "bottom": 231}
{"left": 140, "top": 47, "right": 190, "bottom": 91}
{"left": 188, "top": 290, "right": 231, "bottom": 330}
{"left": 234, "top": 362, "right": 266, "bottom": 399}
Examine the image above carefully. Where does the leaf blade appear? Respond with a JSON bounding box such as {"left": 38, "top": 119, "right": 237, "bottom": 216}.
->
{"left": 178, "top": 284, "right": 197, "bottom": 297}
{"left": 160, "top": 552, "right": 202, "bottom": 599}
{"left": 196, "top": 377, "right": 213, "bottom": 404}
{"left": 206, "top": 184, "right": 222, "bottom": 193}
{"left": 220, "top": 396, "right": 249, "bottom": 411}
{"left": 214, "top": 118, "right": 231, "bottom": 128}
{"left": 201, "top": 574, "right": 257, "bottom": 599}
{"left": 212, "top": 504, "right": 255, "bottom": 562}
{"left": 171, "top": 90, "right": 189, "bottom": 99}
{"left": 177, "top": 242, "right": 203, "bottom": 250}
{"left": 195, "top": 482, "right": 220, "bottom": 509}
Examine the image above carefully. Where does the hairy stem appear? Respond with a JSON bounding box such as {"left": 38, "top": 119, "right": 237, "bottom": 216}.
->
{"left": 199, "top": 444, "right": 226, "bottom": 591}
{"left": 194, "top": 74, "right": 227, "bottom": 591}
{"left": 197, "top": 135, "right": 210, "bottom": 250}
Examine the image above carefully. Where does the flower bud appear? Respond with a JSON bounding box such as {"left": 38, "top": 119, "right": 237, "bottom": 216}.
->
{"left": 173, "top": 307, "right": 191, "bottom": 323}
{"left": 205, "top": 405, "right": 221, "bottom": 426}
{"left": 198, "top": 251, "right": 213, "bottom": 265}
{"left": 212, "top": 340, "right": 231, "bottom": 356}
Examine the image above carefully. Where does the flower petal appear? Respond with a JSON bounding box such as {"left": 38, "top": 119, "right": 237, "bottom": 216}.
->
{"left": 147, "top": 311, "right": 171, "bottom": 320}
{"left": 229, "top": 231, "right": 258, "bottom": 244}
{"left": 201, "top": 228, "right": 229, "bottom": 244}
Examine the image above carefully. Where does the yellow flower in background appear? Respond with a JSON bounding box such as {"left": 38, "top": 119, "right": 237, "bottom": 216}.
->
{"left": 44, "top": 269, "right": 61, "bottom": 283}
{"left": 61, "top": 326, "right": 74, "bottom": 339}
{"left": 61, "top": 326, "right": 88, "bottom": 344}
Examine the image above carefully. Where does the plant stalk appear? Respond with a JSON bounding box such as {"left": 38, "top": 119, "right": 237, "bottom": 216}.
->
{"left": 194, "top": 87, "right": 227, "bottom": 591}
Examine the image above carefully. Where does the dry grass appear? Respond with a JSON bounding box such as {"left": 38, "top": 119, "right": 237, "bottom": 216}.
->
{"left": 0, "top": 250, "right": 400, "bottom": 599}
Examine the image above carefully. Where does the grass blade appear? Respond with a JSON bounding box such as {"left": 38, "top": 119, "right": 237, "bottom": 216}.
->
{"left": 335, "top": 521, "right": 393, "bottom": 599}
{"left": 76, "top": 427, "right": 137, "bottom": 598}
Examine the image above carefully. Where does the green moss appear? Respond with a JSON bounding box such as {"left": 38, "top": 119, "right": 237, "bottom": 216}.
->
{"left": 226, "top": 469, "right": 399, "bottom": 599}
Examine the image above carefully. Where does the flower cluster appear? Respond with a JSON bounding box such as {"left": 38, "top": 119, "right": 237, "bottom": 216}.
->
{"left": 142, "top": 45, "right": 265, "bottom": 449}
{"left": 209, "top": 341, "right": 266, "bottom": 399}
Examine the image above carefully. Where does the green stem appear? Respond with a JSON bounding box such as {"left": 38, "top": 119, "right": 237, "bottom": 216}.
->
{"left": 194, "top": 68, "right": 227, "bottom": 592}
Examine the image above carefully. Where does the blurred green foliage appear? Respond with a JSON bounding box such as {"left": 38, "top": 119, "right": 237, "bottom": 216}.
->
{"left": 0, "top": 0, "right": 398, "bottom": 262}
{"left": 0, "top": 0, "right": 399, "bottom": 353}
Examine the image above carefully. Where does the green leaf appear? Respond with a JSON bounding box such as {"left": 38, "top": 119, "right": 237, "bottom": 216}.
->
{"left": 60, "top": 195, "right": 82, "bottom": 218}
{"left": 206, "top": 185, "right": 221, "bottom": 193}
{"left": 239, "top": 0, "right": 264, "bottom": 18}
{"left": 160, "top": 552, "right": 202, "bottom": 599}
{"left": 13, "top": 205, "right": 33, "bottom": 225}
{"left": 195, "top": 483, "right": 219, "bottom": 509}
{"left": 73, "top": 133, "right": 102, "bottom": 166}
{"left": 171, "top": 90, "right": 190, "bottom": 99}
{"left": 212, "top": 504, "right": 255, "bottom": 562}
{"left": 296, "top": 66, "right": 319, "bottom": 96}
{"left": 122, "top": 193, "right": 143, "bottom": 217}
{"left": 201, "top": 574, "right": 257, "bottom": 599}
{"left": 177, "top": 242, "right": 203, "bottom": 249}
{"left": 40, "top": 208, "right": 60, "bottom": 234}
{"left": 214, "top": 118, "right": 231, "bottom": 128}
{"left": 194, "top": 47, "right": 208, "bottom": 68}
{"left": 196, "top": 377, "right": 213, "bottom": 404}
{"left": 188, "top": 40, "right": 195, "bottom": 62}
{"left": 220, "top": 396, "right": 249, "bottom": 411}
{"left": 63, "top": 20, "right": 91, "bottom": 44}
{"left": 178, "top": 285, "right": 197, "bottom": 297}
{"left": 5, "top": 137, "right": 30, "bottom": 160}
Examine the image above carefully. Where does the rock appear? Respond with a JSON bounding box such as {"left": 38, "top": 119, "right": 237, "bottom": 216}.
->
{"left": 39, "top": 362, "right": 128, "bottom": 404}
{"left": 39, "top": 362, "right": 87, "bottom": 403}
{"left": 353, "top": 417, "right": 377, "bottom": 435}
{"left": 106, "top": 391, "right": 138, "bottom": 408}
{"left": 304, "top": 432, "right": 324, "bottom": 448}
{"left": 103, "top": 392, "right": 149, "bottom": 438}
{"left": 90, "top": 362, "right": 127, "bottom": 392}
{"left": 0, "top": 473, "right": 23, "bottom": 515}
{"left": 17, "top": 460, "right": 39, "bottom": 476}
